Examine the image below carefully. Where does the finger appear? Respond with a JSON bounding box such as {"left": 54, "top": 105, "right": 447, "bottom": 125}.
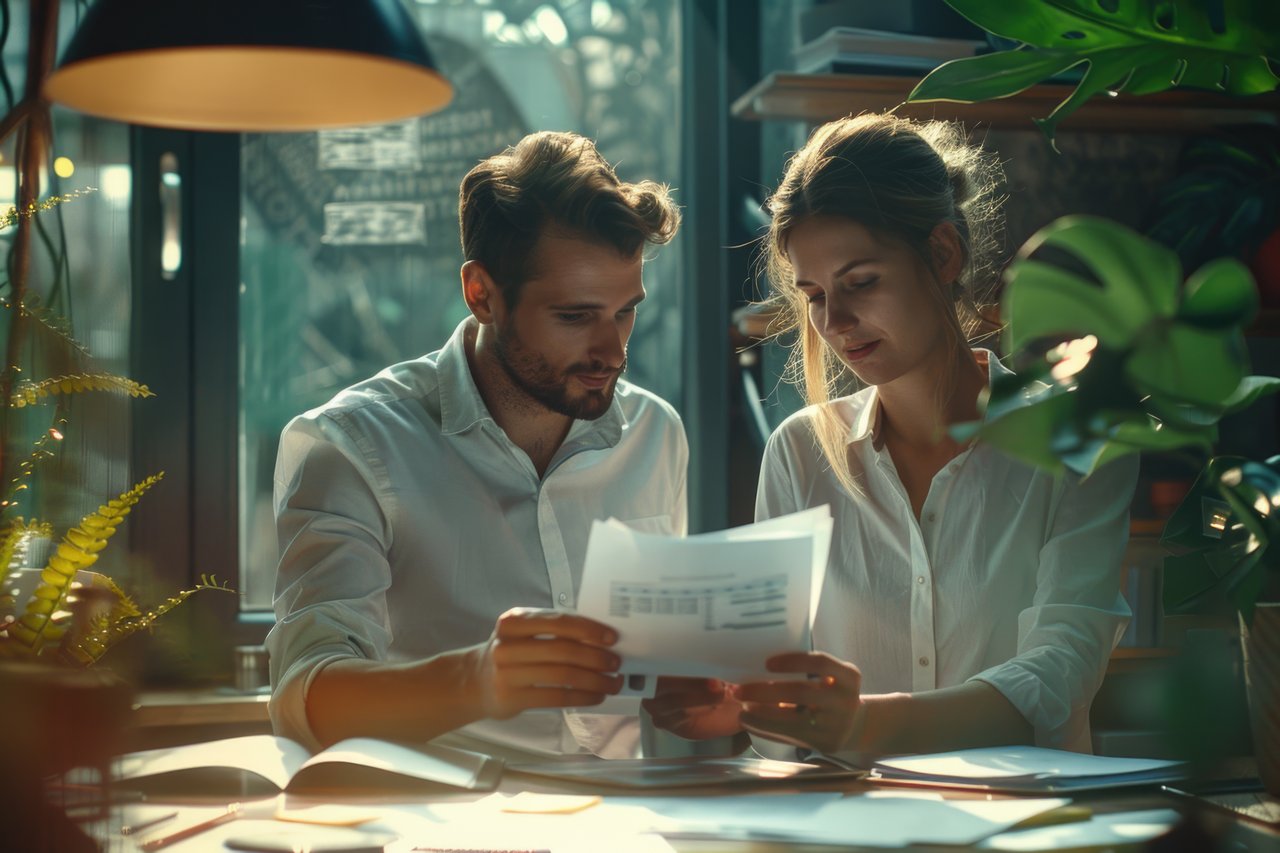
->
{"left": 493, "top": 637, "right": 621, "bottom": 672}
{"left": 510, "top": 686, "right": 612, "bottom": 712}
{"left": 641, "top": 687, "right": 726, "bottom": 717}
{"left": 739, "top": 712, "right": 811, "bottom": 750}
{"left": 500, "top": 664, "right": 623, "bottom": 695}
{"left": 496, "top": 609, "right": 619, "bottom": 645}
{"left": 766, "top": 653, "right": 862, "bottom": 694}
{"left": 737, "top": 680, "right": 831, "bottom": 707}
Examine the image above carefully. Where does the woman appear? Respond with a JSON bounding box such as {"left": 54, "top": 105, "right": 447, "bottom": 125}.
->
{"left": 644, "top": 113, "right": 1135, "bottom": 760}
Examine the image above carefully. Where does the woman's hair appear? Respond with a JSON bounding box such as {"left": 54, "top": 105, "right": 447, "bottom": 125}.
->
{"left": 459, "top": 131, "right": 680, "bottom": 307}
{"left": 762, "top": 113, "right": 1005, "bottom": 496}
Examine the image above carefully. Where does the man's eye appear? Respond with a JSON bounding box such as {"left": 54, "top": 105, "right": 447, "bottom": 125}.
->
{"left": 557, "top": 312, "right": 589, "bottom": 323}
{"left": 618, "top": 306, "right": 638, "bottom": 318}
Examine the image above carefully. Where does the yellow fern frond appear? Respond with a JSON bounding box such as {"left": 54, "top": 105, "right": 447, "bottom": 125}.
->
{"left": 0, "top": 518, "right": 52, "bottom": 588}
{"left": 10, "top": 473, "right": 164, "bottom": 655}
{"left": 0, "top": 298, "right": 91, "bottom": 358}
{"left": 64, "top": 573, "right": 233, "bottom": 666}
{"left": 10, "top": 373, "right": 155, "bottom": 408}
{"left": 0, "top": 188, "right": 97, "bottom": 231}
{"left": 0, "top": 425, "right": 66, "bottom": 515}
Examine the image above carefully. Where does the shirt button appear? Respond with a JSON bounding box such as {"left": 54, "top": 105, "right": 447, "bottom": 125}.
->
{"left": 918, "top": 656, "right": 930, "bottom": 667}
{"left": 916, "top": 576, "right": 926, "bottom": 585}
{"left": 558, "top": 592, "right": 568, "bottom": 605}
{"left": 925, "top": 512, "right": 936, "bottom": 523}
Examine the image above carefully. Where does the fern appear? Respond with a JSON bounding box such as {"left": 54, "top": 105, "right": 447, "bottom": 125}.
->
{"left": 64, "top": 574, "right": 234, "bottom": 666}
{"left": 10, "top": 373, "right": 154, "bottom": 408}
{"left": 6, "top": 473, "right": 164, "bottom": 655}
{"left": 0, "top": 518, "right": 53, "bottom": 590}
{"left": 0, "top": 297, "right": 91, "bottom": 359}
{"left": 0, "top": 422, "right": 66, "bottom": 515}
{"left": 0, "top": 189, "right": 96, "bottom": 231}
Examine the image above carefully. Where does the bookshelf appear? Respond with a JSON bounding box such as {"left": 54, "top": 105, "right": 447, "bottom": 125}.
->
{"left": 731, "top": 72, "right": 1280, "bottom": 133}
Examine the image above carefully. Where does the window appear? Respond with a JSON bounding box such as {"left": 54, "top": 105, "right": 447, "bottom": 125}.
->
{"left": 236, "top": 0, "right": 685, "bottom": 611}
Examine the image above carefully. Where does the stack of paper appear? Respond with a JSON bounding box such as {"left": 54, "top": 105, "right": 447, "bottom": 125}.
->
{"left": 869, "top": 746, "right": 1186, "bottom": 793}
{"left": 576, "top": 506, "right": 832, "bottom": 701}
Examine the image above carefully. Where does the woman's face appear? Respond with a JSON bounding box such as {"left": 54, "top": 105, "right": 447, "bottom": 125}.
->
{"left": 788, "top": 215, "right": 953, "bottom": 388}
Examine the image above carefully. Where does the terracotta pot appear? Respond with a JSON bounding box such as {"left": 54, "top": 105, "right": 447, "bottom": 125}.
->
{"left": 1240, "top": 603, "right": 1280, "bottom": 796}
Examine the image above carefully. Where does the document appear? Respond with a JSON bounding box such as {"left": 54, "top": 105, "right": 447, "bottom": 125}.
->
{"left": 577, "top": 506, "right": 832, "bottom": 698}
{"left": 111, "top": 734, "right": 502, "bottom": 795}
{"left": 868, "top": 746, "right": 1186, "bottom": 793}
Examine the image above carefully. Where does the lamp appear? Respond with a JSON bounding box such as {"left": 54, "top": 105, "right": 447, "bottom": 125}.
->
{"left": 43, "top": 0, "right": 452, "bottom": 131}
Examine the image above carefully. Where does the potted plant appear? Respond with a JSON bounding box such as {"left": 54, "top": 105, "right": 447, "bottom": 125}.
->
{"left": 0, "top": 2, "right": 231, "bottom": 846}
{"left": 966, "top": 214, "right": 1280, "bottom": 794}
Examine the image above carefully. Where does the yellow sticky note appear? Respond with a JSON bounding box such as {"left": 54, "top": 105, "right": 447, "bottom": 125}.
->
{"left": 498, "top": 793, "right": 603, "bottom": 815}
{"left": 274, "top": 804, "right": 382, "bottom": 826}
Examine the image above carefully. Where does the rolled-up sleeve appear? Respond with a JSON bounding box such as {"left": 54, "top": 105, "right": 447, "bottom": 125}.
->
{"left": 266, "top": 411, "right": 396, "bottom": 750}
{"left": 969, "top": 455, "right": 1137, "bottom": 751}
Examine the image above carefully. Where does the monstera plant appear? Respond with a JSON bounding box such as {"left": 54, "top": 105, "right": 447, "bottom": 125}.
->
{"left": 973, "top": 214, "right": 1280, "bottom": 792}
{"left": 907, "top": 0, "right": 1280, "bottom": 143}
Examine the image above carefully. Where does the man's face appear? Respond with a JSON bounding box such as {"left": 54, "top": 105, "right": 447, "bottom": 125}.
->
{"left": 492, "top": 232, "right": 645, "bottom": 420}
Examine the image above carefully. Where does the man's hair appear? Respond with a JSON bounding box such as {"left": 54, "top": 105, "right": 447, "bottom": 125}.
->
{"left": 459, "top": 131, "right": 680, "bottom": 306}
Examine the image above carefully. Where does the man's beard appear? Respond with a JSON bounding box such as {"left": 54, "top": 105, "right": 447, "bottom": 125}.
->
{"left": 493, "top": 322, "right": 625, "bottom": 421}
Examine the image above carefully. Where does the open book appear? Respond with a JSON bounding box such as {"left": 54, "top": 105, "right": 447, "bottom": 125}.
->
{"left": 867, "top": 746, "right": 1185, "bottom": 793}
{"left": 112, "top": 734, "right": 502, "bottom": 795}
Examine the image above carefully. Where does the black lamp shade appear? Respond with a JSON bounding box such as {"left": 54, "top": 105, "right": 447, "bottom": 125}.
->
{"left": 43, "top": 0, "right": 453, "bottom": 131}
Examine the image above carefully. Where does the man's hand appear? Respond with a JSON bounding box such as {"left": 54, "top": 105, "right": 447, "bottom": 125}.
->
{"left": 642, "top": 676, "right": 744, "bottom": 740}
{"left": 465, "top": 607, "right": 623, "bottom": 719}
{"left": 737, "top": 652, "right": 864, "bottom": 754}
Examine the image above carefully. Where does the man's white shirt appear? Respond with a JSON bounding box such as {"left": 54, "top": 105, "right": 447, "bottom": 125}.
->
{"left": 267, "top": 318, "right": 688, "bottom": 757}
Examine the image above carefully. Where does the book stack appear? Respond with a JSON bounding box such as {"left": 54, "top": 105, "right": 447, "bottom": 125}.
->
{"left": 794, "top": 26, "right": 985, "bottom": 76}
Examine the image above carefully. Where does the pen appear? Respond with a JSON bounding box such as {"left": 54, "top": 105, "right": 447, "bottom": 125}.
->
{"left": 1012, "top": 804, "right": 1093, "bottom": 830}
{"left": 120, "top": 811, "right": 178, "bottom": 836}
{"left": 139, "top": 803, "right": 242, "bottom": 851}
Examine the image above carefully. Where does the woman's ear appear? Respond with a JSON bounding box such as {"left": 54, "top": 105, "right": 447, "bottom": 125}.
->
{"left": 928, "top": 222, "right": 965, "bottom": 288}
{"left": 461, "top": 260, "right": 503, "bottom": 324}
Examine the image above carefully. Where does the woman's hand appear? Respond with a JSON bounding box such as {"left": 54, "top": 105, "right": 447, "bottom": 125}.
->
{"left": 641, "top": 676, "right": 744, "bottom": 740}
{"left": 465, "top": 607, "right": 623, "bottom": 719}
{"left": 737, "top": 651, "right": 864, "bottom": 754}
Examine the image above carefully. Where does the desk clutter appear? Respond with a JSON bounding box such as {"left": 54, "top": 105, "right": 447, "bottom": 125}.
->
{"left": 59, "top": 736, "right": 1272, "bottom": 851}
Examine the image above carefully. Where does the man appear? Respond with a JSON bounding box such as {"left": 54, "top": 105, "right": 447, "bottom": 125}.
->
{"left": 267, "top": 131, "right": 686, "bottom": 759}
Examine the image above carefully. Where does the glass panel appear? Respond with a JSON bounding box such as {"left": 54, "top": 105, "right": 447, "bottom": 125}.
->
{"left": 0, "top": 1, "right": 133, "bottom": 580}
{"left": 239, "top": 0, "right": 684, "bottom": 610}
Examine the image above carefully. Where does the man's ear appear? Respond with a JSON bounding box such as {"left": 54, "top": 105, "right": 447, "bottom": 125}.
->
{"left": 461, "top": 260, "right": 503, "bottom": 324}
{"left": 928, "top": 222, "right": 965, "bottom": 289}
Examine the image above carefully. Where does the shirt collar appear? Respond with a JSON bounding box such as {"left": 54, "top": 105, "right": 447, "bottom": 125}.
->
{"left": 436, "top": 317, "right": 628, "bottom": 446}
{"left": 845, "top": 348, "right": 1019, "bottom": 446}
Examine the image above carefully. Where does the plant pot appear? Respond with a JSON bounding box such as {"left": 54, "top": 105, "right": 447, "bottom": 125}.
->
{"left": 1240, "top": 603, "right": 1280, "bottom": 796}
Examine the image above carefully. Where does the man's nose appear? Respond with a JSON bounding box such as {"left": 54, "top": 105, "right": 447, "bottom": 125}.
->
{"left": 590, "top": 320, "right": 627, "bottom": 368}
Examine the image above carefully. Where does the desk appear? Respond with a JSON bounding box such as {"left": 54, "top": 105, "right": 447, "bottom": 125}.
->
{"left": 58, "top": 767, "right": 1280, "bottom": 853}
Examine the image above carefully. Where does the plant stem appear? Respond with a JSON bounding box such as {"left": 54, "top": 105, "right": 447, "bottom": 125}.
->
{"left": 0, "top": 0, "right": 58, "bottom": 507}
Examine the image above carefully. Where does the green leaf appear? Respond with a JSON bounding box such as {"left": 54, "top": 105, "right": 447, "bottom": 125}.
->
{"left": 975, "top": 390, "right": 1074, "bottom": 473}
{"left": 929, "top": 0, "right": 1280, "bottom": 138}
{"left": 908, "top": 49, "right": 1087, "bottom": 103}
{"left": 1220, "top": 375, "right": 1280, "bottom": 415}
{"left": 1178, "top": 257, "right": 1260, "bottom": 329}
{"left": 1163, "top": 550, "right": 1236, "bottom": 615}
{"left": 1126, "top": 324, "right": 1246, "bottom": 406}
{"left": 1004, "top": 217, "right": 1181, "bottom": 352}
{"left": 1001, "top": 259, "right": 1135, "bottom": 352}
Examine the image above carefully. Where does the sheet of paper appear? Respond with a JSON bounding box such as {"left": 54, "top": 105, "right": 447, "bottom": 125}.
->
{"left": 577, "top": 506, "right": 832, "bottom": 695}
{"left": 876, "top": 746, "right": 1182, "bottom": 780}
{"left": 978, "top": 808, "right": 1180, "bottom": 850}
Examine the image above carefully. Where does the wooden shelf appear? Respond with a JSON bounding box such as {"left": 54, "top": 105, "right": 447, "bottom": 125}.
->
{"left": 731, "top": 72, "right": 1280, "bottom": 132}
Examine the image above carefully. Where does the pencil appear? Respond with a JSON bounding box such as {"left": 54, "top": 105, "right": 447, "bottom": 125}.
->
{"left": 120, "top": 811, "right": 178, "bottom": 836}
{"left": 139, "top": 803, "right": 242, "bottom": 851}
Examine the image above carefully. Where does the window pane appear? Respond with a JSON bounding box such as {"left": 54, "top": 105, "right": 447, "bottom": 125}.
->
{"left": 239, "top": 0, "right": 684, "bottom": 610}
{"left": 0, "top": 0, "right": 133, "bottom": 587}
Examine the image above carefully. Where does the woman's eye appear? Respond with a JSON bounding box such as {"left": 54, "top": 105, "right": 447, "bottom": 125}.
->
{"left": 804, "top": 292, "right": 824, "bottom": 305}
{"left": 845, "top": 276, "right": 878, "bottom": 291}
